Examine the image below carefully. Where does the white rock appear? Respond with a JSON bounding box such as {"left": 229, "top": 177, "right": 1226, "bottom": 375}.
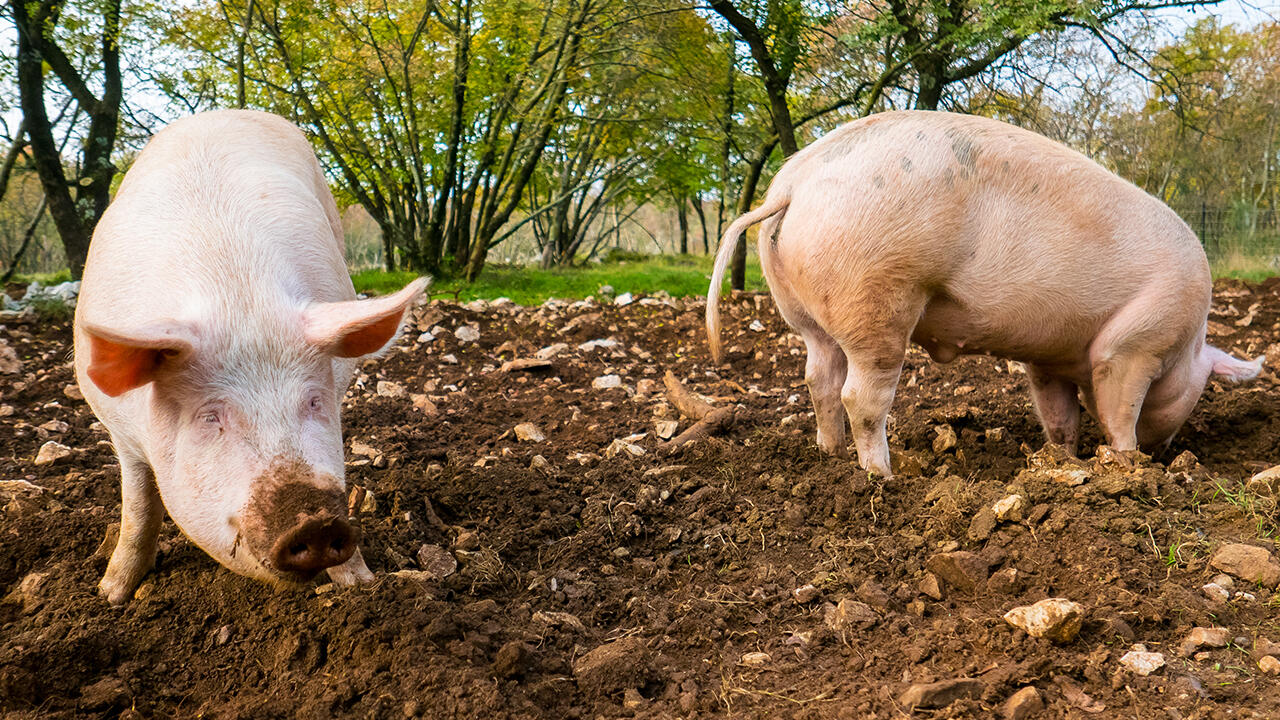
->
{"left": 655, "top": 419, "right": 679, "bottom": 440}
{"left": 376, "top": 380, "right": 406, "bottom": 398}
{"left": 34, "top": 441, "right": 73, "bottom": 466}
{"left": 992, "top": 494, "right": 1026, "bottom": 522}
{"left": 740, "top": 652, "right": 771, "bottom": 666}
{"left": 613, "top": 292, "right": 633, "bottom": 306}
{"left": 748, "top": 320, "right": 765, "bottom": 332}
{"left": 578, "top": 338, "right": 620, "bottom": 352}
{"left": 441, "top": 354, "right": 459, "bottom": 365}
{"left": 604, "top": 439, "right": 645, "bottom": 459}
{"left": 1003, "top": 598, "right": 1084, "bottom": 643}
{"left": 1201, "top": 582, "right": 1230, "bottom": 603}
{"left": 592, "top": 374, "right": 623, "bottom": 390}
{"left": 535, "top": 343, "right": 570, "bottom": 359}
{"left": 513, "top": 422, "right": 545, "bottom": 443}
{"left": 454, "top": 324, "right": 481, "bottom": 342}
{"left": 1120, "top": 646, "right": 1165, "bottom": 676}
{"left": 417, "top": 331, "right": 436, "bottom": 343}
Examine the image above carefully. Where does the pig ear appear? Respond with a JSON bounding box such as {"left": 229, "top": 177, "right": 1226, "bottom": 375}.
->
{"left": 1208, "top": 347, "right": 1264, "bottom": 384}
{"left": 303, "top": 277, "right": 430, "bottom": 358}
{"left": 81, "top": 321, "right": 199, "bottom": 397}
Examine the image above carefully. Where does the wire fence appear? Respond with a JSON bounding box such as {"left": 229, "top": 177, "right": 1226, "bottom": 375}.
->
{"left": 1171, "top": 204, "right": 1280, "bottom": 269}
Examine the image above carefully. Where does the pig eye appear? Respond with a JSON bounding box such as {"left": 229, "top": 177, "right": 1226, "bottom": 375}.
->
{"left": 306, "top": 393, "right": 325, "bottom": 414}
{"left": 197, "top": 407, "right": 223, "bottom": 426}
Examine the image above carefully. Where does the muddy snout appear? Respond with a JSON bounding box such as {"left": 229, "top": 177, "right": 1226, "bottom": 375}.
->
{"left": 269, "top": 510, "right": 356, "bottom": 576}
{"left": 243, "top": 470, "right": 357, "bottom": 581}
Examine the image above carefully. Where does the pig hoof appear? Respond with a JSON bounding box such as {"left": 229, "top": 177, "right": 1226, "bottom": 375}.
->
{"left": 98, "top": 575, "right": 139, "bottom": 605}
{"left": 326, "top": 548, "right": 375, "bottom": 586}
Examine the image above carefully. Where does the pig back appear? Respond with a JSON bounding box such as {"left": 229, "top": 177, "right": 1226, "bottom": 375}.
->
{"left": 80, "top": 110, "right": 353, "bottom": 334}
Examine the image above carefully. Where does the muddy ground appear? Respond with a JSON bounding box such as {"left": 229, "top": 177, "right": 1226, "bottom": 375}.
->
{"left": 2, "top": 280, "right": 1280, "bottom": 719}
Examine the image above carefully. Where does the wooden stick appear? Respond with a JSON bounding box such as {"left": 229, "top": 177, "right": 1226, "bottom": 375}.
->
{"left": 663, "top": 370, "right": 715, "bottom": 420}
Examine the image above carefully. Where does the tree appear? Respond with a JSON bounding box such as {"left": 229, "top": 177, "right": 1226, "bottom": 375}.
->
{"left": 7, "top": 0, "right": 123, "bottom": 279}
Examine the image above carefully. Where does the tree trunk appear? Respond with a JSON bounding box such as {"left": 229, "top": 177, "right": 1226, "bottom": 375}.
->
{"left": 691, "top": 196, "right": 710, "bottom": 254}
{"left": 731, "top": 146, "right": 771, "bottom": 290}
{"left": 913, "top": 56, "right": 945, "bottom": 110}
{"left": 676, "top": 194, "right": 689, "bottom": 255}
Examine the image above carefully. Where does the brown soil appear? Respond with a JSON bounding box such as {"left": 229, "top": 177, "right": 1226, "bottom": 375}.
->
{"left": 3, "top": 280, "right": 1280, "bottom": 719}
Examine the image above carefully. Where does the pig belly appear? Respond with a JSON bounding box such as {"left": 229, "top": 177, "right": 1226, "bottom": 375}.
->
{"left": 910, "top": 289, "right": 1099, "bottom": 375}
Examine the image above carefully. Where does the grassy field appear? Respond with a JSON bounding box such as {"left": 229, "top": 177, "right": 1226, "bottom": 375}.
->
{"left": 352, "top": 254, "right": 767, "bottom": 304}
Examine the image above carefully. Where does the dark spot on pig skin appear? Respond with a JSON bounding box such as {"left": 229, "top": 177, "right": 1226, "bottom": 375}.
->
{"left": 1030, "top": 183, "right": 1039, "bottom": 194}
{"left": 950, "top": 136, "right": 978, "bottom": 174}
{"left": 241, "top": 458, "right": 349, "bottom": 574}
{"left": 872, "top": 174, "right": 886, "bottom": 189}
{"left": 900, "top": 157, "right": 913, "bottom": 173}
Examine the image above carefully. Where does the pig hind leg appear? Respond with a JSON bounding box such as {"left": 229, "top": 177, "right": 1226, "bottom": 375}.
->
{"left": 804, "top": 330, "right": 850, "bottom": 456}
{"left": 100, "top": 447, "right": 165, "bottom": 604}
{"left": 828, "top": 287, "right": 921, "bottom": 477}
{"left": 1027, "top": 365, "right": 1082, "bottom": 454}
{"left": 1088, "top": 300, "right": 1177, "bottom": 451}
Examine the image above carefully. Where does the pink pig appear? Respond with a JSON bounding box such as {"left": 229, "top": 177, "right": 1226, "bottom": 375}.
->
{"left": 708, "top": 111, "right": 1261, "bottom": 477}
{"left": 74, "top": 110, "right": 427, "bottom": 603}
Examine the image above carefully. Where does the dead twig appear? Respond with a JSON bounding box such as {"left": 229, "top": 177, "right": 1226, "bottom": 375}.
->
{"left": 659, "top": 370, "right": 735, "bottom": 454}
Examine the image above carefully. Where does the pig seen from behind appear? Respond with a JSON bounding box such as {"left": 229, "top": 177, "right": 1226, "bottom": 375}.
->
{"left": 708, "top": 110, "right": 1261, "bottom": 477}
{"left": 74, "top": 110, "right": 427, "bottom": 603}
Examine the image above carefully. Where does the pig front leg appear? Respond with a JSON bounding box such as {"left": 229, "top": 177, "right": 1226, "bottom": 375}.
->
{"left": 325, "top": 546, "right": 375, "bottom": 585}
{"left": 802, "top": 330, "right": 850, "bottom": 456}
{"left": 1027, "top": 365, "right": 1081, "bottom": 454}
{"left": 100, "top": 450, "right": 165, "bottom": 605}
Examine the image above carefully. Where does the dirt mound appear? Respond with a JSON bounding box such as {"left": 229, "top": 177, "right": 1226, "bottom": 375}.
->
{"left": 2, "top": 281, "right": 1279, "bottom": 718}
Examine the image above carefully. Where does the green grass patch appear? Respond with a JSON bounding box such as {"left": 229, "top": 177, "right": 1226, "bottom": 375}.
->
{"left": 8, "top": 269, "right": 72, "bottom": 286}
{"left": 353, "top": 254, "right": 767, "bottom": 304}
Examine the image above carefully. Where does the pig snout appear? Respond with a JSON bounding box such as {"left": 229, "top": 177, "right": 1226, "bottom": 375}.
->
{"left": 270, "top": 511, "right": 356, "bottom": 576}
{"left": 241, "top": 463, "right": 357, "bottom": 581}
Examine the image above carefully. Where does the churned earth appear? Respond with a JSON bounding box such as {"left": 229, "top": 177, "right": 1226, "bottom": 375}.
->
{"left": 2, "top": 279, "right": 1280, "bottom": 719}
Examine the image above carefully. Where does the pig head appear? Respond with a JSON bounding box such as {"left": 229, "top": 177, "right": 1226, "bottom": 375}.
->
{"left": 73, "top": 109, "right": 428, "bottom": 603}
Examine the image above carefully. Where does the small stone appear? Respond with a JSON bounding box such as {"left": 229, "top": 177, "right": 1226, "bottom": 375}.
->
{"left": 535, "top": 343, "right": 570, "bottom": 359}
{"left": 988, "top": 567, "right": 1022, "bottom": 595}
{"left": 932, "top": 424, "right": 957, "bottom": 453}
{"left": 740, "top": 651, "right": 771, "bottom": 666}
{"left": 655, "top": 419, "right": 679, "bottom": 440}
{"left": 376, "top": 380, "right": 406, "bottom": 398}
{"left": 1168, "top": 450, "right": 1199, "bottom": 474}
{"left": 992, "top": 494, "right": 1026, "bottom": 522}
{"left": 513, "top": 422, "right": 545, "bottom": 442}
{"left": 415, "top": 544, "right": 457, "bottom": 579}
{"left": 1048, "top": 468, "right": 1090, "bottom": 486}
{"left": 530, "top": 455, "right": 551, "bottom": 471}
{"left": 492, "top": 641, "right": 533, "bottom": 678}
{"left": 604, "top": 438, "right": 644, "bottom": 459}
{"left": 622, "top": 687, "right": 646, "bottom": 709}
{"left": 454, "top": 531, "right": 480, "bottom": 551}
{"left": 63, "top": 384, "right": 84, "bottom": 401}
{"left": 1210, "top": 543, "right": 1280, "bottom": 587}
{"left": 925, "top": 551, "right": 989, "bottom": 592}
{"left": 0, "top": 339, "right": 21, "bottom": 374}
{"left": 1001, "top": 686, "right": 1043, "bottom": 720}
{"left": 899, "top": 678, "right": 983, "bottom": 710}
{"left": 613, "top": 292, "right": 633, "bottom": 306}
{"left": 441, "top": 354, "right": 459, "bottom": 365}
{"left": 215, "top": 624, "right": 232, "bottom": 645}
{"left": 824, "top": 598, "right": 879, "bottom": 631}
{"left": 532, "top": 611, "right": 587, "bottom": 633}
{"left": 1212, "top": 574, "right": 1235, "bottom": 590}
{"left": 34, "top": 441, "right": 73, "bottom": 466}
{"left": 500, "top": 358, "right": 553, "bottom": 373}
{"left": 350, "top": 440, "right": 380, "bottom": 458}
{"left": 1003, "top": 598, "right": 1085, "bottom": 643}
{"left": 454, "top": 324, "right": 480, "bottom": 342}
{"left": 919, "top": 572, "right": 944, "bottom": 600}
{"left": 985, "top": 426, "right": 1007, "bottom": 443}
{"left": 592, "top": 374, "right": 622, "bottom": 390}
{"left": 1201, "top": 582, "right": 1230, "bottom": 603}
{"left": 793, "top": 584, "right": 820, "bottom": 603}
{"left": 1120, "top": 646, "right": 1165, "bottom": 676}
{"left": 1259, "top": 655, "right": 1280, "bottom": 675}
{"left": 410, "top": 394, "right": 438, "bottom": 415}
{"left": 1179, "top": 627, "right": 1229, "bottom": 657}
{"left": 579, "top": 338, "right": 620, "bottom": 352}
